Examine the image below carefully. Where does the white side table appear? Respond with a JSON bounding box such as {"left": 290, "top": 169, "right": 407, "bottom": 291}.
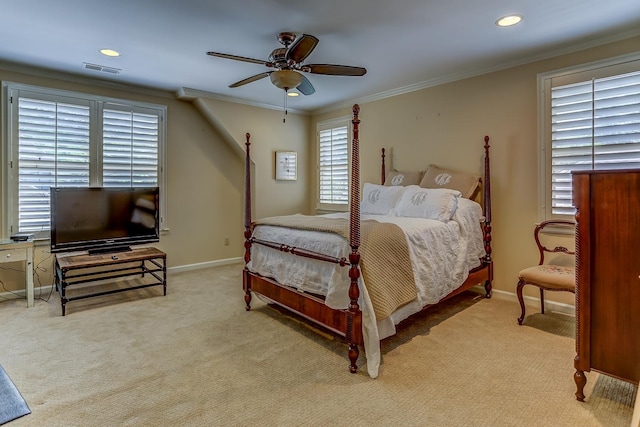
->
{"left": 0, "top": 238, "right": 35, "bottom": 307}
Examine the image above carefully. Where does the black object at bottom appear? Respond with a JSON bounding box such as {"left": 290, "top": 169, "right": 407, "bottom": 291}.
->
{"left": 88, "top": 245, "right": 132, "bottom": 255}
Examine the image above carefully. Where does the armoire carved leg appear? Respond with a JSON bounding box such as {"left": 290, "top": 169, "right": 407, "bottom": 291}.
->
{"left": 516, "top": 279, "right": 526, "bottom": 325}
{"left": 574, "top": 369, "right": 587, "bottom": 401}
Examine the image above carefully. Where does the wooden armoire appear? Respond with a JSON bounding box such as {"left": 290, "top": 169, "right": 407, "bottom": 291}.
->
{"left": 572, "top": 169, "right": 640, "bottom": 401}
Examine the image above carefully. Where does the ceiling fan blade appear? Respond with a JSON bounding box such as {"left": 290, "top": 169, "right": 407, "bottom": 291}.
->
{"left": 297, "top": 75, "right": 315, "bottom": 96}
{"left": 305, "top": 64, "right": 367, "bottom": 76}
{"left": 229, "top": 72, "right": 271, "bottom": 88}
{"left": 207, "top": 51, "right": 272, "bottom": 67}
{"left": 286, "top": 34, "right": 319, "bottom": 63}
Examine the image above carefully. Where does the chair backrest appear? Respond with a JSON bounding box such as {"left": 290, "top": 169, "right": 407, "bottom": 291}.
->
{"left": 534, "top": 220, "right": 575, "bottom": 266}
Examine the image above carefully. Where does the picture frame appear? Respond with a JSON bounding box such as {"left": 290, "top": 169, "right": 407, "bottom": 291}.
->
{"left": 275, "top": 151, "right": 297, "bottom": 181}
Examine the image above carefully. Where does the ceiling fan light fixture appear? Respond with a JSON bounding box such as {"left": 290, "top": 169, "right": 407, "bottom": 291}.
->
{"left": 496, "top": 14, "right": 523, "bottom": 27}
{"left": 287, "top": 91, "right": 299, "bottom": 97}
{"left": 270, "top": 70, "right": 303, "bottom": 90}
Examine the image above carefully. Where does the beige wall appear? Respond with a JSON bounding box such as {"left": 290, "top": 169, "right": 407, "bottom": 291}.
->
{"left": 0, "top": 67, "right": 310, "bottom": 295}
{"left": 195, "top": 97, "right": 310, "bottom": 220}
{"left": 1, "top": 35, "right": 638, "bottom": 306}
{"left": 310, "top": 36, "right": 640, "bottom": 305}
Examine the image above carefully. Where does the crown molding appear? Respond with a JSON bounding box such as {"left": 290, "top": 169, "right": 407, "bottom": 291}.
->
{"left": 175, "top": 87, "right": 308, "bottom": 115}
{"left": 0, "top": 59, "right": 176, "bottom": 99}
{"left": 3, "top": 26, "right": 639, "bottom": 118}
{"left": 312, "top": 28, "right": 640, "bottom": 115}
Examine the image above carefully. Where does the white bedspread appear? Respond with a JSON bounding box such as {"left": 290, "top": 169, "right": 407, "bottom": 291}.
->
{"left": 247, "top": 197, "right": 485, "bottom": 378}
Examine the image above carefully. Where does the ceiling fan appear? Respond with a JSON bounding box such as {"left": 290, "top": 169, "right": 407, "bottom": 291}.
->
{"left": 206, "top": 32, "right": 367, "bottom": 96}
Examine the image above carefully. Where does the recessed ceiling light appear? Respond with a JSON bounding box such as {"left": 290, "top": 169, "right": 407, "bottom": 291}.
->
{"left": 496, "top": 14, "right": 523, "bottom": 27}
{"left": 287, "top": 91, "right": 299, "bottom": 97}
{"left": 99, "top": 48, "right": 120, "bottom": 57}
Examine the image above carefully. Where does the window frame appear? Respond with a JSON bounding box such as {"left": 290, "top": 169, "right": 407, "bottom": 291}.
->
{"left": 316, "top": 116, "right": 351, "bottom": 212}
{"left": 537, "top": 51, "right": 640, "bottom": 222}
{"left": 1, "top": 82, "right": 167, "bottom": 238}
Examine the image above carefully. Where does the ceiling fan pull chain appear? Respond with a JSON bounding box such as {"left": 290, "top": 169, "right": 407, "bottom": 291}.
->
{"left": 283, "top": 90, "right": 287, "bottom": 123}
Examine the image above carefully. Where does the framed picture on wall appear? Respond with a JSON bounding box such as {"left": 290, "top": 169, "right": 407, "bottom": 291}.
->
{"left": 275, "top": 151, "right": 297, "bottom": 181}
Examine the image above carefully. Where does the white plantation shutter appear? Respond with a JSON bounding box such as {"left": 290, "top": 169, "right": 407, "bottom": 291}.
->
{"left": 318, "top": 122, "right": 349, "bottom": 208}
{"left": 17, "top": 97, "right": 90, "bottom": 233}
{"left": 102, "top": 107, "right": 159, "bottom": 187}
{"left": 540, "top": 56, "right": 640, "bottom": 219}
{"left": 4, "top": 83, "right": 167, "bottom": 236}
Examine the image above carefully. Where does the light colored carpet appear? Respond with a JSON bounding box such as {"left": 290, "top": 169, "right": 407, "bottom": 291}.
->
{"left": 0, "top": 263, "right": 635, "bottom": 426}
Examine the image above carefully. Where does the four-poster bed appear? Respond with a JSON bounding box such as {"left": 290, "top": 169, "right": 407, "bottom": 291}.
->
{"left": 242, "top": 104, "right": 493, "bottom": 377}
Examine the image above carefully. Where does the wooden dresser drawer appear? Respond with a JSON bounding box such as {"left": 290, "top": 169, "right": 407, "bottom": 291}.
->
{"left": 0, "top": 248, "right": 27, "bottom": 263}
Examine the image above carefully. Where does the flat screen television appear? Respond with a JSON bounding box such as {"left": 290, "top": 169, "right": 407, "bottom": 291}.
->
{"left": 50, "top": 187, "right": 160, "bottom": 254}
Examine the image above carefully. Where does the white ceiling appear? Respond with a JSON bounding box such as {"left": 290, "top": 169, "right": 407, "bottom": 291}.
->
{"left": 2, "top": 0, "right": 640, "bottom": 113}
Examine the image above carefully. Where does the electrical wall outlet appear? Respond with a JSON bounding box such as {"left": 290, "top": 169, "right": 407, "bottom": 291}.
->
{"left": 224, "top": 237, "right": 230, "bottom": 246}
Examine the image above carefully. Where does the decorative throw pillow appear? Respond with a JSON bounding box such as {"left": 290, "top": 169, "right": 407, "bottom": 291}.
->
{"left": 384, "top": 170, "right": 425, "bottom": 186}
{"left": 393, "top": 185, "right": 461, "bottom": 222}
{"left": 361, "top": 183, "right": 406, "bottom": 215}
{"left": 419, "top": 165, "right": 480, "bottom": 198}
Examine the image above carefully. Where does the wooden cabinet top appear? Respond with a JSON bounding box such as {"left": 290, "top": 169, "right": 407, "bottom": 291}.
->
{"left": 56, "top": 247, "right": 165, "bottom": 270}
{"left": 572, "top": 169, "right": 640, "bottom": 176}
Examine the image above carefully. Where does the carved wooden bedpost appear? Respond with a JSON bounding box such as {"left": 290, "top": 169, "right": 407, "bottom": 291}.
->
{"left": 243, "top": 132, "right": 253, "bottom": 310}
{"left": 483, "top": 135, "right": 493, "bottom": 298}
{"left": 347, "top": 104, "right": 363, "bottom": 373}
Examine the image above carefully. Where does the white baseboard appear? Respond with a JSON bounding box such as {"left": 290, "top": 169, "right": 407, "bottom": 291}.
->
{"left": 3, "top": 262, "right": 575, "bottom": 319}
{"left": 167, "top": 257, "right": 243, "bottom": 274}
{"left": 0, "top": 257, "right": 244, "bottom": 302}
{"left": 0, "top": 284, "right": 55, "bottom": 302}
{"left": 469, "top": 284, "right": 575, "bottom": 316}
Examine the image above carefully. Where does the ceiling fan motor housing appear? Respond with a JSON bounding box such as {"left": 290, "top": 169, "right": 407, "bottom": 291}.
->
{"left": 269, "top": 48, "right": 288, "bottom": 68}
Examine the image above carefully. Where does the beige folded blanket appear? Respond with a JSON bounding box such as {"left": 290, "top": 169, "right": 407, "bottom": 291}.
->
{"left": 254, "top": 215, "right": 417, "bottom": 320}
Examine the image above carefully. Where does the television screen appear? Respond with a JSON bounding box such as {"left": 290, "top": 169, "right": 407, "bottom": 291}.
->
{"left": 50, "top": 187, "right": 160, "bottom": 254}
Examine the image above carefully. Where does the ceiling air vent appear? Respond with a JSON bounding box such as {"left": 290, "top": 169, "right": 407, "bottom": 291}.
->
{"left": 83, "top": 62, "right": 121, "bottom": 74}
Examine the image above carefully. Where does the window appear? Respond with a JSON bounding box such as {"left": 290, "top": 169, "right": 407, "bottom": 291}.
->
{"left": 538, "top": 54, "right": 640, "bottom": 220}
{"left": 317, "top": 118, "right": 350, "bottom": 211}
{"left": 2, "top": 83, "right": 167, "bottom": 237}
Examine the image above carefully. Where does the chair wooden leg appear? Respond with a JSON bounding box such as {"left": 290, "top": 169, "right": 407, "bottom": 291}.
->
{"left": 516, "top": 278, "right": 526, "bottom": 325}
{"left": 539, "top": 288, "right": 545, "bottom": 314}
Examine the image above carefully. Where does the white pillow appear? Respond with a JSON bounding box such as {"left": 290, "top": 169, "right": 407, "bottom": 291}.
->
{"left": 361, "top": 183, "right": 405, "bottom": 215}
{"left": 393, "top": 185, "right": 461, "bottom": 222}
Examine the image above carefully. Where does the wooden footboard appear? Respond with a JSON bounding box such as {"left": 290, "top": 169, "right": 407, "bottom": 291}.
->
{"left": 243, "top": 270, "right": 363, "bottom": 345}
{"left": 242, "top": 105, "right": 493, "bottom": 374}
